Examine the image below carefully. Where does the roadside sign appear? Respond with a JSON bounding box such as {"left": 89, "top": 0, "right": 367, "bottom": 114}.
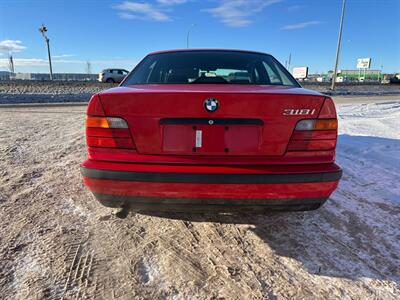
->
{"left": 292, "top": 67, "right": 308, "bottom": 79}
{"left": 357, "top": 58, "right": 371, "bottom": 69}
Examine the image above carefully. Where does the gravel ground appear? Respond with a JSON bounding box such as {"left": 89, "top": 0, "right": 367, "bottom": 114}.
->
{"left": 303, "top": 82, "right": 400, "bottom": 96}
{"left": 0, "top": 102, "right": 399, "bottom": 299}
{"left": 0, "top": 80, "right": 115, "bottom": 94}
{"left": 0, "top": 81, "right": 116, "bottom": 104}
{"left": 0, "top": 81, "right": 399, "bottom": 104}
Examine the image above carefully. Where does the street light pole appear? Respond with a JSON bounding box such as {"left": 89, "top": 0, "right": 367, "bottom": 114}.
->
{"left": 186, "top": 24, "right": 196, "bottom": 48}
{"left": 331, "top": 0, "right": 346, "bottom": 90}
{"left": 39, "top": 24, "right": 53, "bottom": 80}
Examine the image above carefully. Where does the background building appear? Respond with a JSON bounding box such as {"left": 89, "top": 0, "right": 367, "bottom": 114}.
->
{"left": 0, "top": 71, "right": 11, "bottom": 80}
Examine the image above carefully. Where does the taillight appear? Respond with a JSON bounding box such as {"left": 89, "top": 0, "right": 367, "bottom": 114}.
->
{"left": 295, "top": 119, "right": 338, "bottom": 131}
{"left": 86, "top": 115, "right": 135, "bottom": 149}
{"left": 288, "top": 97, "right": 337, "bottom": 152}
{"left": 86, "top": 136, "right": 135, "bottom": 148}
{"left": 86, "top": 116, "right": 128, "bottom": 129}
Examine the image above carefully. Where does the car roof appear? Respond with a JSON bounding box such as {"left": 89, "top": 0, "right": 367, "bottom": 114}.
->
{"left": 148, "top": 49, "right": 272, "bottom": 56}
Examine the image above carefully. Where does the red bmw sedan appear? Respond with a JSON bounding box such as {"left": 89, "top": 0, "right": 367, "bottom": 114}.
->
{"left": 81, "top": 49, "right": 342, "bottom": 212}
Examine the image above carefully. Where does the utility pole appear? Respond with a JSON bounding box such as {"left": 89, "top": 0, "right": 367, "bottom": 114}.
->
{"left": 331, "top": 0, "right": 346, "bottom": 90}
{"left": 287, "top": 53, "right": 292, "bottom": 73}
{"left": 39, "top": 24, "right": 53, "bottom": 80}
{"left": 86, "top": 61, "right": 92, "bottom": 74}
{"left": 8, "top": 54, "right": 14, "bottom": 73}
{"left": 186, "top": 24, "right": 196, "bottom": 48}
{"left": 86, "top": 61, "right": 92, "bottom": 80}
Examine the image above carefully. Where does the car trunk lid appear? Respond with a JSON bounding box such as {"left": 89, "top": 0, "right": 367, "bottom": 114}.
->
{"left": 98, "top": 84, "right": 326, "bottom": 156}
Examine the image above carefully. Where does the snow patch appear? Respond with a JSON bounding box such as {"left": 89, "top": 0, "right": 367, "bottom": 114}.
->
{"left": 336, "top": 100, "right": 400, "bottom": 204}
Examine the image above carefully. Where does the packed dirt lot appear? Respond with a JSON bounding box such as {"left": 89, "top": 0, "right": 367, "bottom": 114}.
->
{"left": 0, "top": 99, "right": 399, "bottom": 299}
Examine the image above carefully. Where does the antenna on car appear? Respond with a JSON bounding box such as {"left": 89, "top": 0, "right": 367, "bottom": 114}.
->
{"left": 186, "top": 24, "right": 196, "bottom": 48}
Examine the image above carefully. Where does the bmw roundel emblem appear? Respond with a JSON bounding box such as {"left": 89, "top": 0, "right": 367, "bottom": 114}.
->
{"left": 204, "top": 98, "right": 219, "bottom": 112}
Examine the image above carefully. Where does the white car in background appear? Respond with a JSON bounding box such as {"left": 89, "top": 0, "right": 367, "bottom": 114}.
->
{"left": 98, "top": 69, "right": 129, "bottom": 83}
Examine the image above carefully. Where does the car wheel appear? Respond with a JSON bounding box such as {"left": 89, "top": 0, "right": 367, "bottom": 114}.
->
{"left": 106, "top": 78, "right": 115, "bottom": 83}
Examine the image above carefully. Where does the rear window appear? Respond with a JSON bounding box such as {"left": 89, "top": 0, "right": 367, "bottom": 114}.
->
{"left": 122, "top": 51, "right": 300, "bottom": 87}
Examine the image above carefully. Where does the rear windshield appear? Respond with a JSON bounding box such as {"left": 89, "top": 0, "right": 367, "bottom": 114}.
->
{"left": 122, "top": 51, "right": 300, "bottom": 87}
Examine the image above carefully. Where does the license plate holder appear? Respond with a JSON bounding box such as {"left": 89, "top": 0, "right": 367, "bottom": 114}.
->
{"left": 161, "top": 118, "right": 262, "bottom": 154}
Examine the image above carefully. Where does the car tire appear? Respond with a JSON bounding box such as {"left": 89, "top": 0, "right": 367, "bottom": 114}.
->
{"left": 106, "top": 78, "right": 115, "bottom": 83}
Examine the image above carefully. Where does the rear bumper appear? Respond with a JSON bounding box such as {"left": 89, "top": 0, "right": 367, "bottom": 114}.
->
{"left": 81, "top": 160, "right": 342, "bottom": 212}
{"left": 93, "top": 194, "right": 329, "bottom": 212}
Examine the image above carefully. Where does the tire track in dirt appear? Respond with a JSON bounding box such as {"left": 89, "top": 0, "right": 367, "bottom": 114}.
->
{"left": 60, "top": 235, "right": 96, "bottom": 300}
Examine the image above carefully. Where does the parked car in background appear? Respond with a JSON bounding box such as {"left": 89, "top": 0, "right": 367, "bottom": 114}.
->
{"left": 82, "top": 49, "right": 342, "bottom": 213}
{"left": 98, "top": 69, "right": 129, "bottom": 83}
{"left": 389, "top": 74, "right": 400, "bottom": 84}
